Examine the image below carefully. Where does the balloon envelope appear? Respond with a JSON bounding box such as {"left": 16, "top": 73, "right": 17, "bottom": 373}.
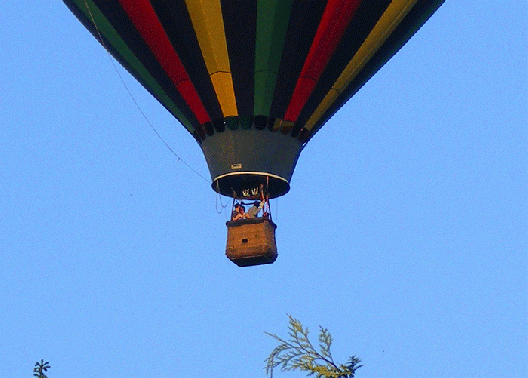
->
{"left": 63, "top": 0, "right": 444, "bottom": 198}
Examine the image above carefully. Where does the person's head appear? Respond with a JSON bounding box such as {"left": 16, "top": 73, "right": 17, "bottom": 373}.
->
{"left": 253, "top": 201, "right": 260, "bottom": 207}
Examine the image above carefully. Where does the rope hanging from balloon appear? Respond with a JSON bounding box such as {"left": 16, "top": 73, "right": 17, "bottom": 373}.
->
{"left": 82, "top": 0, "right": 209, "bottom": 184}
{"left": 215, "top": 181, "right": 229, "bottom": 214}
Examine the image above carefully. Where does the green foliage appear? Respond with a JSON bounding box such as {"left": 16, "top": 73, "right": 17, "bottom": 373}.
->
{"left": 265, "top": 315, "right": 361, "bottom": 378}
{"left": 33, "top": 359, "right": 51, "bottom": 378}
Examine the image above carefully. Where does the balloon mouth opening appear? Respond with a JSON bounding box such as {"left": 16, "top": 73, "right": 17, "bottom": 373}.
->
{"left": 212, "top": 172, "right": 290, "bottom": 199}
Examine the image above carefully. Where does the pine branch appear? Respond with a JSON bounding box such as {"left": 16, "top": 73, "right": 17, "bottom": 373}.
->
{"left": 265, "top": 315, "right": 362, "bottom": 378}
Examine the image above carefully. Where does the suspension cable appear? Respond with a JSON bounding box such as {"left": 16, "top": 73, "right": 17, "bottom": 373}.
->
{"left": 214, "top": 180, "right": 230, "bottom": 214}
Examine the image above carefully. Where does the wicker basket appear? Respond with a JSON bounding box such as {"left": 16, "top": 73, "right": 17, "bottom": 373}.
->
{"left": 226, "top": 218, "right": 278, "bottom": 267}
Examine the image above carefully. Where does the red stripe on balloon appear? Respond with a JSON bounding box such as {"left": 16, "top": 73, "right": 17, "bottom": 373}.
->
{"left": 117, "top": 0, "right": 210, "bottom": 124}
{"left": 284, "top": 0, "right": 361, "bottom": 122}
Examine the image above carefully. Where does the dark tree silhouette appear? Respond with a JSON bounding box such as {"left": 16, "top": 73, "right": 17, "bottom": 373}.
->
{"left": 33, "top": 360, "right": 51, "bottom": 378}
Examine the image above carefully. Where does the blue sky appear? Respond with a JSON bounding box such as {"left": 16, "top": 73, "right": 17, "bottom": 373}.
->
{"left": 1, "top": 1, "right": 527, "bottom": 377}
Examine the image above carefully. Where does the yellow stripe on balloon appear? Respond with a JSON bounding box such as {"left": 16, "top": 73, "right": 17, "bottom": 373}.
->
{"left": 305, "top": 0, "right": 417, "bottom": 130}
{"left": 184, "top": 0, "right": 238, "bottom": 117}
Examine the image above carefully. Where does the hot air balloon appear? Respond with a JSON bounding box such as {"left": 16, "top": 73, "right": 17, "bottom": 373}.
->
{"left": 62, "top": 0, "right": 444, "bottom": 266}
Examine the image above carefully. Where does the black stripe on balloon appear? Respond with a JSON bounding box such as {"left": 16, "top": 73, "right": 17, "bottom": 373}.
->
{"left": 151, "top": 0, "right": 224, "bottom": 121}
{"left": 269, "top": 0, "right": 328, "bottom": 119}
{"left": 221, "top": 0, "right": 257, "bottom": 117}
{"left": 306, "top": 0, "right": 445, "bottom": 143}
{"left": 295, "top": 0, "right": 392, "bottom": 130}
{"left": 90, "top": 0, "right": 201, "bottom": 131}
